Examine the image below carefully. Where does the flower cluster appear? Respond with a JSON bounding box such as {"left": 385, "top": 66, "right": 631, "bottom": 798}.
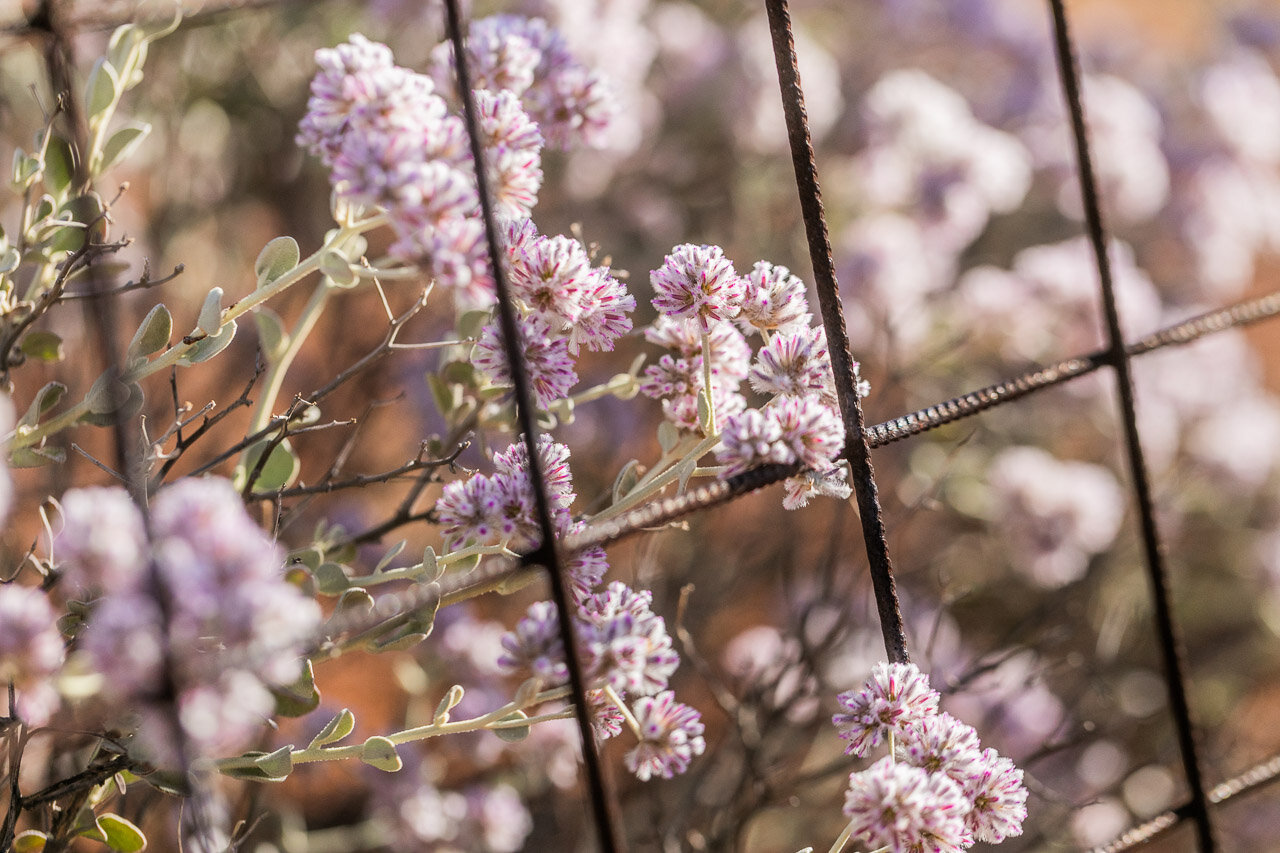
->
{"left": 0, "top": 584, "right": 65, "bottom": 726}
{"left": 496, "top": 578, "right": 702, "bottom": 781}
{"left": 834, "top": 663, "right": 1028, "bottom": 851}
{"left": 469, "top": 224, "right": 635, "bottom": 407}
{"left": 428, "top": 14, "right": 620, "bottom": 150}
{"left": 639, "top": 244, "right": 863, "bottom": 509}
{"left": 58, "top": 478, "right": 321, "bottom": 765}
{"left": 299, "top": 22, "right": 616, "bottom": 310}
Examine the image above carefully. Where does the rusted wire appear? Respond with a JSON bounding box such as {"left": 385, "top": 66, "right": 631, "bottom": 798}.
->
{"left": 763, "top": 0, "right": 910, "bottom": 666}
{"left": 441, "top": 2, "right": 623, "bottom": 850}
{"left": 1089, "top": 752, "right": 1280, "bottom": 853}
{"left": 1046, "top": 1, "right": 1217, "bottom": 848}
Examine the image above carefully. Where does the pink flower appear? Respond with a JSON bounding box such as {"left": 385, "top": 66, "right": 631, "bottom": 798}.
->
{"left": 842, "top": 757, "right": 971, "bottom": 853}
{"left": 625, "top": 691, "right": 706, "bottom": 780}
{"left": 472, "top": 314, "right": 578, "bottom": 408}
{"left": 650, "top": 244, "right": 745, "bottom": 331}
{"left": 834, "top": 662, "right": 940, "bottom": 757}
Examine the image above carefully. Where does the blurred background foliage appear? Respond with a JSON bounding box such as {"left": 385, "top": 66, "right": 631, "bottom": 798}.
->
{"left": 6, "top": 0, "right": 1280, "bottom": 850}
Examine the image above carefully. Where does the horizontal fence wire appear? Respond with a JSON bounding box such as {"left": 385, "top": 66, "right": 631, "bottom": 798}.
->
{"left": 1046, "top": 0, "right": 1217, "bottom": 847}
{"left": 305, "top": 286, "right": 1280, "bottom": 650}
{"left": 1089, "top": 752, "right": 1280, "bottom": 853}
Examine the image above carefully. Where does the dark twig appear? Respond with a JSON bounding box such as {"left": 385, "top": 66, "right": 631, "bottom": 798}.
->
{"left": 442, "top": 2, "right": 622, "bottom": 850}
{"left": 60, "top": 262, "right": 185, "bottom": 299}
{"left": 764, "top": 0, "right": 909, "bottom": 664}
{"left": 1047, "top": 2, "right": 1216, "bottom": 848}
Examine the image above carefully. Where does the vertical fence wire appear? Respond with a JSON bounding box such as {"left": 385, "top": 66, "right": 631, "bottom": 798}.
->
{"left": 441, "top": 2, "right": 623, "bottom": 850}
{"left": 1045, "top": 1, "right": 1218, "bottom": 849}
{"left": 763, "top": 0, "right": 910, "bottom": 666}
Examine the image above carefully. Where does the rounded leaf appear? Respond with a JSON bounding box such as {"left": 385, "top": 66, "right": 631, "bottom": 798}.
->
{"left": 177, "top": 319, "right": 236, "bottom": 365}
{"left": 97, "top": 813, "right": 147, "bottom": 852}
{"left": 250, "top": 745, "right": 294, "bottom": 782}
{"left": 255, "top": 236, "right": 299, "bottom": 287}
{"left": 491, "top": 710, "right": 531, "bottom": 742}
{"left": 196, "top": 286, "right": 223, "bottom": 334}
{"left": 86, "top": 59, "right": 120, "bottom": 122}
{"left": 308, "top": 708, "right": 356, "bottom": 749}
{"left": 360, "top": 736, "right": 402, "bottom": 772}
{"left": 319, "top": 250, "right": 357, "bottom": 288}
{"left": 236, "top": 438, "right": 300, "bottom": 493}
{"left": 253, "top": 307, "right": 289, "bottom": 362}
{"left": 127, "top": 303, "right": 171, "bottom": 357}
{"left": 99, "top": 123, "right": 151, "bottom": 173}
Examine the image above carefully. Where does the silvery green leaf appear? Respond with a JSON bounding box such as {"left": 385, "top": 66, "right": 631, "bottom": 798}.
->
{"left": 0, "top": 247, "right": 17, "bottom": 275}
{"left": 360, "top": 736, "right": 402, "bottom": 772}
{"left": 491, "top": 710, "right": 530, "bottom": 742}
{"left": 44, "top": 136, "right": 75, "bottom": 198}
{"left": 319, "top": 250, "right": 357, "bottom": 287}
{"left": 18, "top": 382, "right": 65, "bottom": 429}
{"left": 85, "top": 371, "right": 131, "bottom": 415}
{"left": 85, "top": 59, "right": 119, "bottom": 123}
{"left": 612, "top": 459, "right": 640, "bottom": 503}
{"left": 9, "top": 445, "right": 66, "bottom": 468}
{"left": 127, "top": 303, "right": 171, "bottom": 357}
{"left": 176, "top": 319, "right": 236, "bottom": 365}
{"left": 676, "top": 457, "right": 696, "bottom": 492}
{"left": 20, "top": 331, "right": 62, "bottom": 363}
{"left": 308, "top": 709, "right": 356, "bottom": 749}
{"left": 422, "top": 546, "right": 441, "bottom": 581}
{"left": 513, "top": 676, "right": 543, "bottom": 708}
{"left": 337, "top": 588, "right": 375, "bottom": 612}
{"left": 98, "top": 123, "right": 150, "bottom": 173}
{"left": 253, "top": 307, "right": 289, "bottom": 362}
{"left": 270, "top": 660, "right": 319, "bottom": 718}
{"left": 697, "top": 387, "right": 714, "bottom": 435}
{"left": 312, "top": 562, "right": 350, "bottom": 595}
{"left": 79, "top": 813, "right": 146, "bottom": 852}
{"left": 657, "top": 420, "right": 680, "bottom": 454}
{"left": 433, "top": 685, "right": 465, "bottom": 723}
{"left": 255, "top": 236, "right": 299, "bottom": 287}
{"left": 107, "top": 25, "right": 143, "bottom": 79}
{"left": 236, "top": 438, "right": 300, "bottom": 493}
{"left": 249, "top": 746, "right": 294, "bottom": 782}
{"left": 196, "top": 287, "right": 223, "bottom": 334}
{"left": 374, "top": 539, "right": 407, "bottom": 573}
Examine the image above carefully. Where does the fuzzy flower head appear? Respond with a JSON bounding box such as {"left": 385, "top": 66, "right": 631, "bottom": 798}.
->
{"left": 715, "top": 408, "right": 792, "bottom": 476}
{"left": 57, "top": 485, "right": 147, "bottom": 595}
{"left": 0, "top": 585, "right": 66, "bottom": 726}
{"left": 472, "top": 314, "right": 578, "bottom": 409}
{"left": 474, "top": 88, "right": 544, "bottom": 220}
{"left": 901, "top": 713, "right": 984, "bottom": 791}
{"left": 497, "top": 601, "right": 567, "bottom": 684}
{"left": 772, "top": 396, "right": 845, "bottom": 470}
{"left": 749, "top": 325, "right": 835, "bottom": 403}
{"left": 650, "top": 244, "right": 745, "bottom": 331}
{"left": 739, "top": 261, "right": 811, "bottom": 332}
{"left": 964, "top": 748, "right": 1029, "bottom": 844}
{"left": 580, "top": 582, "right": 680, "bottom": 696}
{"left": 834, "top": 662, "right": 940, "bottom": 757}
{"left": 843, "top": 757, "right": 971, "bottom": 853}
{"left": 624, "top": 690, "right": 706, "bottom": 781}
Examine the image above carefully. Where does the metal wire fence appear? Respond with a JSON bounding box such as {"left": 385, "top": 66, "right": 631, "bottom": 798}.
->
{"left": 10, "top": 0, "right": 1280, "bottom": 850}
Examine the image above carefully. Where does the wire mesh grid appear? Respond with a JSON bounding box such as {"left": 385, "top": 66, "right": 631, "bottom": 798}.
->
{"left": 9, "top": 0, "right": 1280, "bottom": 850}
{"left": 437, "top": 0, "right": 1280, "bottom": 850}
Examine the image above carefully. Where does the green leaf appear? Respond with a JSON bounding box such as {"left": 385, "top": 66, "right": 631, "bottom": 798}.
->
{"left": 657, "top": 420, "right": 680, "bottom": 455}
{"left": 44, "top": 136, "right": 75, "bottom": 198}
{"left": 371, "top": 630, "right": 428, "bottom": 652}
{"left": 250, "top": 745, "right": 294, "bottom": 782}
{"left": 253, "top": 307, "right": 289, "bottom": 362}
{"left": 14, "top": 830, "right": 47, "bottom": 851}
{"left": 255, "top": 236, "right": 299, "bottom": 287}
{"left": 373, "top": 539, "right": 407, "bottom": 573}
{"left": 441, "top": 360, "right": 477, "bottom": 388}
{"left": 20, "top": 331, "right": 64, "bottom": 362}
{"left": 85, "top": 371, "right": 131, "bottom": 415}
{"left": 422, "top": 546, "right": 441, "bottom": 582}
{"left": 319, "top": 250, "right": 357, "bottom": 287}
{"left": 457, "top": 309, "right": 490, "bottom": 341}
{"left": 78, "top": 382, "right": 142, "bottom": 426}
{"left": 127, "top": 303, "right": 171, "bottom": 357}
{"left": 313, "top": 562, "right": 350, "bottom": 595}
{"left": 236, "top": 438, "right": 300, "bottom": 493}
{"left": 612, "top": 459, "right": 640, "bottom": 503}
{"left": 491, "top": 710, "right": 530, "bottom": 742}
{"left": 196, "top": 287, "right": 223, "bottom": 334}
{"left": 18, "top": 381, "right": 66, "bottom": 428}
{"left": 85, "top": 59, "right": 120, "bottom": 124}
{"left": 9, "top": 446, "right": 66, "bottom": 468}
{"left": 93, "top": 813, "right": 147, "bottom": 852}
{"left": 360, "top": 736, "right": 402, "bottom": 772}
{"left": 696, "top": 387, "right": 713, "bottom": 435}
{"left": 433, "top": 685, "right": 465, "bottom": 723}
{"left": 0, "top": 246, "right": 20, "bottom": 274}
{"left": 11, "top": 148, "right": 40, "bottom": 190}
{"left": 426, "top": 372, "right": 460, "bottom": 418}
{"left": 98, "top": 123, "right": 151, "bottom": 173}
{"left": 177, "top": 318, "right": 236, "bottom": 365}
{"left": 307, "top": 708, "right": 355, "bottom": 749}
{"left": 269, "top": 660, "right": 320, "bottom": 718}
{"left": 336, "top": 588, "right": 374, "bottom": 612}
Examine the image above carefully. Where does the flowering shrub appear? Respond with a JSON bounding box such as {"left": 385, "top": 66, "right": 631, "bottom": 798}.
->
{"left": 0, "top": 0, "right": 1279, "bottom": 851}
